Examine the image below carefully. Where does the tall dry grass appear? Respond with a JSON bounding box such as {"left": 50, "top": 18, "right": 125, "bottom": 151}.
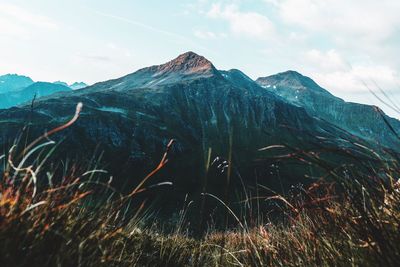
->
{"left": 0, "top": 102, "right": 399, "bottom": 266}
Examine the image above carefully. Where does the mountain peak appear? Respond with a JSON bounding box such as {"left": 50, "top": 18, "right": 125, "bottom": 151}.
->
{"left": 70, "top": 82, "right": 88, "bottom": 90}
{"left": 53, "top": 81, "right": 69, "bottom": 87}
{"left": 86, "top": 52, "right": 221, "bottom": 91}
{"left": 155, "top": 51, "right": 216, "bottom": 76}
{"left": 220, "top": 69, "right": 255, "bottom": 85}
{"left": 256, "top": 70, "right": 330, "bottom": 95}
{"left": 263, "top": 70, "right": 312, "bottom": 84}
{"left": 0, "top": 73, "right": 34, "bottom": 93}
{"left": 0, "top": 73, "right": 33, "bottom": 83}
{"left": 278, "top": 70, "right": 304, "bottom": 79}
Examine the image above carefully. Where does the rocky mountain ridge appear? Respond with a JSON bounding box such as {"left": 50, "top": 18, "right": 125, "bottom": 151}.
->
{"left": 0, "top": 52, "right": 397, "bottom": 213}
{"left": 256, "top": 71, "right": 400, "bottom": 148}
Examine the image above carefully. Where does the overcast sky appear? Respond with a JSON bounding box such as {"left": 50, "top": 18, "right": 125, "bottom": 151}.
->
{"left": 1, "top": 0, "right": 400, "bottom": 117}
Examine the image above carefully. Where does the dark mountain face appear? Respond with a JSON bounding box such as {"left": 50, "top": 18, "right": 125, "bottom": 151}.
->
{"left": 0, "top": 74, "right": 34, "bottom": 93}
{"left": 257, "top": 71, "right": 333, "bottom": 95}
{"left": 0, "top": 82, "right": 71, "bottom": 109}
{"left": 219, "top": 69, "right": 262, "bottom": 93}
{"left": 257, "top": 71, "right": 400, "bottom": 150}
{"left": 0, "top": 53, "right": 390, "bottom": 216}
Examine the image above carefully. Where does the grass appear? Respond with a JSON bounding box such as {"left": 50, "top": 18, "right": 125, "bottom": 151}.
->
{"left": 1, "top": 103, "right": 400, "bottom": 266}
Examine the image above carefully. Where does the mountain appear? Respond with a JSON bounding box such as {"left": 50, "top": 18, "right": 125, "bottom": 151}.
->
{"left": 256, "top": 71, "right": 400, "bottom": 148}
{"left": 0, "top": 52, "right": 391, "bottom": 214}
{"left": 70, "top": 82, "right": 87, "bottom": 90}
{"left": 85, "top": 51, "right": 221, "bottom": 92}
{"left": 0, "top": 82, "right": 71, "bottom": 109}
{"left": 0, "top": 75, "right": 86, "bottom": 108}
{"left": 0, "top": 74, "right": 34, "bottom": 93}
{"left": 54, "top": 81, "right": 87, "bottom": 90}
{"left": 219, "top": 69, "right": 262, "bottom": 93}
{"left": 53, "top": 81, "right": 69, "bottom": 87}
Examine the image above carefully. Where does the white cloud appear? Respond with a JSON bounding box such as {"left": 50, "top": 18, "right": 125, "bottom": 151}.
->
{"left": 0, "top": 16, "right": 27, "bottom": 36}
{"left": 270, "top": 0, "right": 400, "bottom": 43}
{"left": 257, "top": 0, "right": 400, "bottom": 100}
{"left": 301, "top": 49, "right": 400, "bottom": 93}
{"left": 92, "top": 9, "right": 211, "bottom": 53}
{"left": 0, "top": 3, "right": 58, "bottom": 37}
{"left": 288, "top": 31, "right": 307, "bottom": 42}
{"left": 263, "top": 0, "right": 280, "bottom": 7}
{"left": 207, "top": 3, "right": 275, "bottom": 40}
{"left": 194, "top": 30, "right": 227, "bottom": 39}
{"left": 194, "top": 30, "right": 216, "bottom": 39}
{"left": 304, "top": 49, "right": 350, "bottom": 72}
{"left": 313, "top": 67, "right": 399, "bottom": 94}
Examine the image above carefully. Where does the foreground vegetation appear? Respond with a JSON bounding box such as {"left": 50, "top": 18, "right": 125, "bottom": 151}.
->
{"left": 1, "top": 104, "right": 400, "bottom": 266}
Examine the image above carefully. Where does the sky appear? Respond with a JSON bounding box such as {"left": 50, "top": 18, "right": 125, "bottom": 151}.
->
{"left": 1, "top": 0, "right": 400, "bottom": 117}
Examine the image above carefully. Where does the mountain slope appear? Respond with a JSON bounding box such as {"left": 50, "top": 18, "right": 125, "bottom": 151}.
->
{"left": 84, "top": 51, "right": 222, "bottom": 92}
{"left": 53, "top": 81, "right": 69, "bottom": 87}
{"left": 0, "top": 82, "right": 71, "bottom": 109}
{"left": 0, "top": 52, "right": 385, "bottom": 214}
{"left": 54, "top": 81, "right": 88, "bottom": 90}
{"left": 219, "top": 69, "right": 264, "bottom": 94}
{"left": 257, "top": 71, "right": 400, "bottom": 149}
{"left": 70, "top": 82, "right": 87, "bottom": 90}
{"left": 0, "top": 74, "right": 34, "bottom": 93}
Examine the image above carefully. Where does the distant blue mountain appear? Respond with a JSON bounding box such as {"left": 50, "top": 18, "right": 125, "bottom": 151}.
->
{"left": 0, "top": 81, "right": 71, "bottom": 109}
{"left": 70, "top": 82, "right": 87, "bottom": 90}
{"left": 53, "top": 81, "right": 69, "bottom": 87}
{"left": 0, "top": 74, "right": 34, "bottom": 93}
{"left": 54, "top": 81, "right": 88, "bottom": 90}
{"left": 0, "top": 74, "right": 88, "bottom": 108}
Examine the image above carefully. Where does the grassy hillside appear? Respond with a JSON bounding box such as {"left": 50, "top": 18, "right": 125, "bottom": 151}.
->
{"left": 1, "top": 104, "right": 399, "bottom": 266}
